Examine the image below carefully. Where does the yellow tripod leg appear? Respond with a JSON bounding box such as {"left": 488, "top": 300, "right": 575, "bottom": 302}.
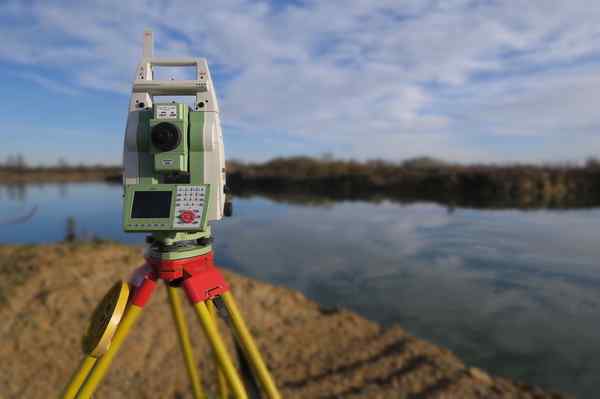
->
{"left": 61, "top": 355, "right": 97, "bottom": 399}
{"left": 74, "top": 304, "right": 144, "bottom": 399}
{"left": 221, "top": 292, "right": 281, "bottom": 399}
{"left": 191, "top": 301, "right": 248, "bottom": 399}
{"left": 167, "top": 285, "right": 207, "bottom": 399}
{"left": 208, "top": 300, "right": 230, "bottom": 399}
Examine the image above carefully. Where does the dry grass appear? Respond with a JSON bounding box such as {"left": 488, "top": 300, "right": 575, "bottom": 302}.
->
{"left": 0, "top": 242, "right": 568, "bottom": 398}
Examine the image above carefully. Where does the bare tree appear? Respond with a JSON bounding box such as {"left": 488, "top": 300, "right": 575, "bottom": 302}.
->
{"left": 586, "top": 157, "right": 600, "bottom": 169}
{"left": 58, "top": 157, "right": 69, "bottom": 168}
{"left": 15, "top": 154, "right": 26, "bottom": 171}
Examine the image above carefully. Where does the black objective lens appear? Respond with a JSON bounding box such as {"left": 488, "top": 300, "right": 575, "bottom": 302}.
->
{"left": 151, "top": 123, "right": 181, "bottom": 152}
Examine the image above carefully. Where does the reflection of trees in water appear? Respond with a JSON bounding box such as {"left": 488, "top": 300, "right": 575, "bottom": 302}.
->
{"left": 232, "top": 188, "right": 600, "bottom": 210}
{"left": 0, "top": 182, "right": 69, "bottom": 203}
{"left": 3, "top": 183, "right": 27, "bottom": 202}
{"left": 58, "top": 182, "right": 68, "bottom": 198}
{"left": 0, "top": 184, "right": 37, "bottom": 225}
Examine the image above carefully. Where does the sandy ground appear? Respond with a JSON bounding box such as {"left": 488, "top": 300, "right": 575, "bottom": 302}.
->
{"left": 0, "top": 242, "right": 568, "bottom": 398}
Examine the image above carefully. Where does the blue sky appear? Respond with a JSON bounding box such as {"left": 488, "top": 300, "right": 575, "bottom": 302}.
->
{"left": 1, "top": 0, "right": 600, "bottom": 165}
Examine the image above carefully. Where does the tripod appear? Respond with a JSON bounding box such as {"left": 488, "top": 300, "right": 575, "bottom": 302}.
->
{"left": 61, "top": 234, "right": 281, "bottom": 399}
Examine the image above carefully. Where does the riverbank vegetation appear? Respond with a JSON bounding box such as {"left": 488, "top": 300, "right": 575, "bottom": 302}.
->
{"left": 227, "top": 156, "right": 600, "bottom": 208}
{"left": 0, "top": 163, "right": 120, "bottom": 183}
{"left": 2, "top": 155, "right": 600, "bottom": 208}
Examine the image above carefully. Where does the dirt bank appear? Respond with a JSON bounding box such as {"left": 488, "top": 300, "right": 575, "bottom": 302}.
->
{"left": 0, "top": 243, "right": 568, "bottom": 398}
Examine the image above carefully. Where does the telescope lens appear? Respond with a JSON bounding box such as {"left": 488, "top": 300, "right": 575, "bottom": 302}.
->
{"left": 151, "top": 123, "right": 181, "bottom": 152}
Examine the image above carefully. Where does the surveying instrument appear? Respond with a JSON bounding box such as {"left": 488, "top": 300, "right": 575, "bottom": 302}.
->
{"left": 61, "top": 31, "right": 281, "bottom": 399}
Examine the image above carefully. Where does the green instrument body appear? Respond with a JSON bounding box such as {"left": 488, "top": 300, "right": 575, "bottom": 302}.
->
{"left": 122, "top": 103, "right": 219, "bottom": 233}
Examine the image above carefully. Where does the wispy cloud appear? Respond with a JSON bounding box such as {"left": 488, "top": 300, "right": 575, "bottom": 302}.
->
{"left": 1, "top": 0, "right": 600, "bottom": 162}
{"left": 18, "top": 72, "right": 80, "bottom": 96}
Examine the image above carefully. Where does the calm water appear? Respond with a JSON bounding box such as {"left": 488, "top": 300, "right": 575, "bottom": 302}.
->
{"left": 1, "top": 183, "right": 599, "bottom": 397}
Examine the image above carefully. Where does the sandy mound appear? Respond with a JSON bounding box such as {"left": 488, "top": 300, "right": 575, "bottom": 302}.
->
{"left": 0, "top": 243, "right": 568, "bottom": 398}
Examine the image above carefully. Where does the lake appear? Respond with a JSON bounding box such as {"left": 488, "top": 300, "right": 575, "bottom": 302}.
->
{"left": 1, "top": 182, "right": 599, "bottom": 398}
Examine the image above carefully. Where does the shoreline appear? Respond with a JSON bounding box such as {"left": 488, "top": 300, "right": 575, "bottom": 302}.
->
{"left": 2, "top": 158, "right": 600, "bottom": 209}
{"left": 0, "top": 242, "right": 569, "bottom": 398}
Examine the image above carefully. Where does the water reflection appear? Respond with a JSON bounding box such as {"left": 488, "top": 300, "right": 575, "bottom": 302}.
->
{"left": 213, "top": 200, "right": 600, "bottom": 398}
{"left": 0, "top": 182, "right": 77, "bottom": 202}
{"left": 0, "top": 183, "right": 599, "bottom": 397}
{"left": 1, "top": 183, "right": 27, "bottom": 202}
{"left": 0, "top": 183, "right": 135, "bottom": 243}
{"left": 58, "top": 182, "right": 69, "bottom": 199}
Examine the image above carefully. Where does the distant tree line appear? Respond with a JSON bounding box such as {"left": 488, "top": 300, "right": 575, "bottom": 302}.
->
{"left": 0, "top": 154, "right": 119, "bottom": 172}
{"left": 2, "top": 154, "right": 27, "bottom": 170}
{"left": 225, "top": 155, "right": 600, "bottom": 208}
{"left": 2, "top": 154, "right": 600, "bottom": 208}
{"left": 0, "top": 154, "right": 121, "bottom": 182}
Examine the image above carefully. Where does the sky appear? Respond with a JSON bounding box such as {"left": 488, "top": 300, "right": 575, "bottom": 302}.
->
{"left": 1, "top": 0, "right": 600, "bottom": 165}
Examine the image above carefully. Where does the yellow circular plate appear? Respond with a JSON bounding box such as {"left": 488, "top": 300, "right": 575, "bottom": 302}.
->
{"left": 82, "top": 280, "right": 130, "bottom": 357}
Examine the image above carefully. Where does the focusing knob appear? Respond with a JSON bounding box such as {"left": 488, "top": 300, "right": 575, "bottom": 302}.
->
{"left": 178, "top": 210, "right": 196, "bottom": 224}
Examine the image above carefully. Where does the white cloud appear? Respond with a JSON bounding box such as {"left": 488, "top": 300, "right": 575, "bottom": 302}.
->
{"left": 17, "top": 72, "right": 80, "bottom": 96}
{"left": 2, "top": 0, "right": 600, "bottom": 162}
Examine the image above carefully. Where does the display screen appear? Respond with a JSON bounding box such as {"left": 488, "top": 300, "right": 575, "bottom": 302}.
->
{"left": 131, "top": 191, "right": 172, "bottom": 219}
